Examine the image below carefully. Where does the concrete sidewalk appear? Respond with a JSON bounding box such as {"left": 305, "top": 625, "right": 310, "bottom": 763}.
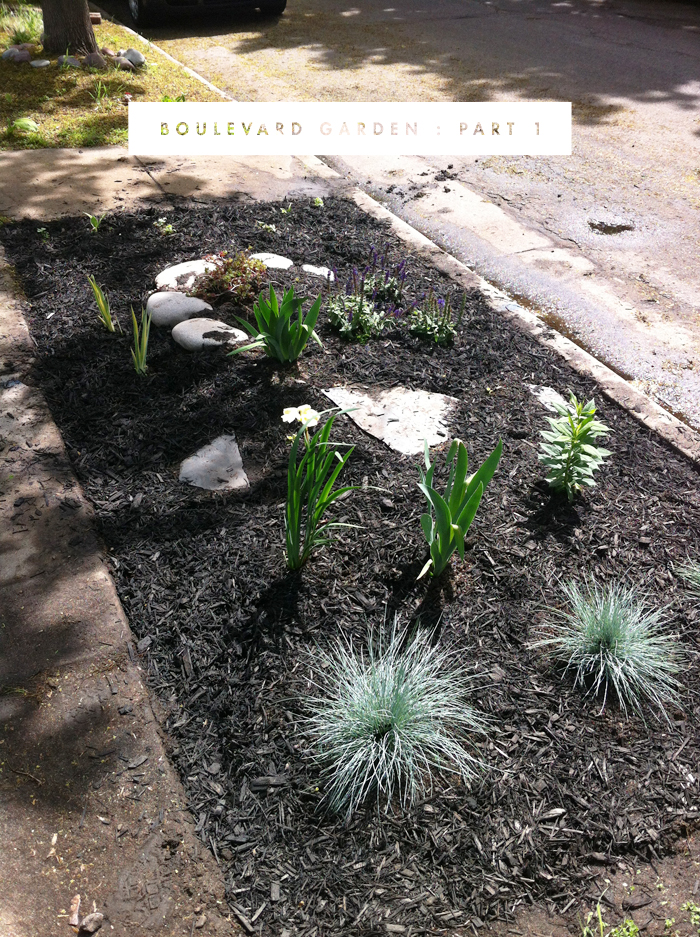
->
{"left": 1, "top": 146, "right": 699, "bottom": 937}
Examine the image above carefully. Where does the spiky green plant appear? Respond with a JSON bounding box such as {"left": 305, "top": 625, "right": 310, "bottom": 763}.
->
{"left": 417, "top": 437, "right": 503, "bottom": 579}
{"left": 409, "top": 291, "right": 466, "bottom": 345}
{"left": 533, "top": 578, "right": 682, "bottom": 720}
{"left": 87, "top": 275, "right": 119, "bottom": 332}
{"left": 538, "top": 392, "right": 611, "bottom": 501}
{"left": 677, "top": 561, "right": 700, "bottom": 599}
{"left": 130, "top": 306, "right": 151, "bottom": 376}
{"left": 230, "top": 285, "right": 322, "bottom": 363}
{"left": 304, "top": 621, "right": 487, "bottom": 820}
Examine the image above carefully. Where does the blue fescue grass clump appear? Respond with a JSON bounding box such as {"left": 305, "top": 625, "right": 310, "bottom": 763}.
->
{"left": 303, "top": 622, "right": 487, "bottom": 820}
{"left": 533, "top": 577, "right": 683, "bottom": 721}
{"left": 677, "top": 560, "right": 700, "bottom": 599}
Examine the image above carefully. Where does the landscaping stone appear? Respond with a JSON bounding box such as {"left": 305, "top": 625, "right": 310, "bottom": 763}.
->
{"left": 171, "top": 318, "right": 248, "bottom": 351}
{"left": 146, "top": 291, "right": 213, "bottom": 327}
{"left": 527, "top": 384, "right": 568, "bottom": 412}
{"left": 30, "top": 59, "right": 51, "bottom": 68}
{"left": 100, "top": 47, "right": 116, "bottom": 57}
{"left": 1, "top": 49, "right": 19, "bottom": 61}
{"left": 179, "top": 434, "right": 249, "bottom": 491}
{"left": 122, "top": 47, "right": 146, "bottom": 66}
{"left": 250, "top": 252, "right": 294, "bottom": 270}
{"left": 112, "top": 56, "right": 135, "bottom": 71}
{"left": 323, "top": 385, "right": 458, "bottom": 455}
{"left": 82, "top": 52, "right": 107, "bottom": 69}
{"left": 155, "top": 258, "right": 216, "bottom": 291}
{"left": 5, "top": 49, "right": 31, "bottom": 63}
{"left": 302, "top": 264, "right": 335, "bottom": 281}
{"left": 58, "top": 54, "right": 82, "bottom": 68}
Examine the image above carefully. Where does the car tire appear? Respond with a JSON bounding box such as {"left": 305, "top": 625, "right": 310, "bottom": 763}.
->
{"left": 258, "top": 0, "right": 286, "bottom": 15}
{"left": 128, "top": 0, "right": 160, "bottom": 27}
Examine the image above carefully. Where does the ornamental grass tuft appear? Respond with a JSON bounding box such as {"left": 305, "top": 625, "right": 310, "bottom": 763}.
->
{"left": 304, "top": 621, "right": 487, "bottom": 821}
{"left": 677, "top": 560, "right": 700, "bottom": 599}
{"left": 533, "top": 577, "right": 683, "bottom": 720}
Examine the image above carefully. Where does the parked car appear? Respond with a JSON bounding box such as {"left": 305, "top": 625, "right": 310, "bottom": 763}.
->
{"left": 128, "top": 0, "right": 286, "bottom": 27}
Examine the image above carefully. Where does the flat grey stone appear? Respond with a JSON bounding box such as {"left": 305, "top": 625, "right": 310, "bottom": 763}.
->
{"left": 323, "top": 385, "right": 458, "bottom": 455}
{"left": 155, "top": 258, "right": 216, "bottom": 292}
{"left": 527, "top": 384, "right": 568, "bottom": 412}
{"left": 1, "top": 49, "right": 19, "bottom": 61}
{"left": 30, "top": 59, "right": 51, "bottom": 68}
{"left": 146, "top": 291, "right": 212, "bottom": 327}
{"left": 302, "top": 264, "right": 335, "bottom": 282}
{"left": 7, "top": 49, "right": 31, "bottom": 63}
{"left": 179, "top": 434, "right": 248, "bottom": 491}
{"left": 82, "top": 52, "right": 107, "bottom": 69}
{"left": 112, "top": 56, "right": 135, "bottom": 71}
{"left": 58, "top": 54, "right": 81, "bottom": 68}
{"left": 250, "top": 252, "right": 294, "bottom": 270}
{"left": 171, "top": 318, "right": 248, "bottom": 352}
{"left": 122, "top": 47, "right": 146, "bottom": 66}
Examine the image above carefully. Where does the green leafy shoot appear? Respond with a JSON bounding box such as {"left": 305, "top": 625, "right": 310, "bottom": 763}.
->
{"left": 230, "top": 285, "right": 322, "bottom": 364}
{"left": 283, "top": 406, "right": 358, "bottom": 570}
{"left": 417, "top": 437, "right": 503, "bottom": 579}
{"left": 161, "top": 93, "right": 187, "bottom": 102}
{"left": 677, "top": 560, "right": 700, "bottom": 600}
{"left": 88, "top": 79, "right": 110, "bottom": 106}
{"left": 130, "top": 306, "right": 151, "bottom": 376}
{"left": 313, "top": 197, "right": 324, "bottom": 207}
{"left": 303, "top": 619, "right": 487, "bottom": 821}
{"left": 532, "top": 577, "right": 683, "bottom": 721}
{"left": 87, "top": 274, "right": 119, "bottom": 333}
{"left": 84, "top": 212, "right": 107, "bottom": 232}
{"left": 579, "top": 903, "right": 607, "bottom": 937}
{"left": 8, "top": 117, "right": 39, "bottom": 135}
{"left": 153, "top": 216, "right": 174, "bottom": 235}
{"left": 538, "top": 392, "right": 611, "bottom": 501}
{"left": 409, "top": 290, "right": 466, "bottom": 345}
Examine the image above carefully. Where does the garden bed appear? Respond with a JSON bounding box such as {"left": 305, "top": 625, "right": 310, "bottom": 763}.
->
{"left": 2, "top": 198, "right": 699, "bottom": 936}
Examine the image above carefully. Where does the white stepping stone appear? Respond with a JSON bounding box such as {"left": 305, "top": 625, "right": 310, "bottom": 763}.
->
{"left": 155, "top": 258, "right": 216, "bottom": 292}
{"left": 323, "top": 385, "right": 458, "bottom": 455}
{"left": 179, "top": 434, "right": 248, "bottom": 491}
{"left": 301, "top": 264, "right": 334, "bottom": 282}
{"left": 30, "top": 59, "right": 51, "bottom": 68}
{"left": 527, "top": 384, "right": 568, "bottom": 412}
{"left": 146, "top": 291, "right": 212, "bottom": 327}
{"left": 250, "top": 252, "right": 294, "bottom": 270}
{"left": 171, "top": 318, "right": 248, "bottom": 351}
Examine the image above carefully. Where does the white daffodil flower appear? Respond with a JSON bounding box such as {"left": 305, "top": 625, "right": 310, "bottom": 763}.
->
{"left": 282, "top": 406, "right": 301, "bottom": 423}
{"left": 298, "top": 405, "right": 320, "bottom": 428}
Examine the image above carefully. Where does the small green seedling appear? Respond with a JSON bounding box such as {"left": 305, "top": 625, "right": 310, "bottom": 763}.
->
{"left": 131, "top": 306, "right": 151, "bottom": 376}
{"left": 8, "top": 117, "right": 39, "bottom": 135}
{"left": 87, "top": 275, "right": 119, "bottom": 332}
{"left": 84, "top": 212, "right": 107, "bottom": 232}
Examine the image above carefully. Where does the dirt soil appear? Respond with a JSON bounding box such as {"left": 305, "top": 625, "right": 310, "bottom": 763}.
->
{"left": 1, "top": 197, "right": 700, "bottom": 937}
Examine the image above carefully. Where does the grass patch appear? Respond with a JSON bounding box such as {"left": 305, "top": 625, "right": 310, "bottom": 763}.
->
{"left": 0, "top": 4, "right": 219, "bottom": 149}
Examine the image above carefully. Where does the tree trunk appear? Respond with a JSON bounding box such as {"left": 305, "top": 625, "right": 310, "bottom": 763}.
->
{"left": 41, "top": 0, "right": 98, "bottom": 55}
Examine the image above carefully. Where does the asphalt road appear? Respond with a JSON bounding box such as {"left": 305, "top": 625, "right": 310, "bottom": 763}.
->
{"left": 105, "top": 0, "right": 700, "bottom": 427}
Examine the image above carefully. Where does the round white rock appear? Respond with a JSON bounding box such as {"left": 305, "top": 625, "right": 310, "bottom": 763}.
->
{"left": 250, "top": 252, "right": 295, "bottom": 270}
{"left": 155, "top": 259, "right": 217, "bottom": 292}
{"left": 146, "top": 292, "right": 213, "bottom": 327}
{"left": 172, "top": 318, "right": 248, "bottom": 352}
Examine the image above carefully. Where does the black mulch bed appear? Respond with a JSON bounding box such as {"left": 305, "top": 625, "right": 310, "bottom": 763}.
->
{"left": 3, "top": 198, "right": 700, "bottom": 936}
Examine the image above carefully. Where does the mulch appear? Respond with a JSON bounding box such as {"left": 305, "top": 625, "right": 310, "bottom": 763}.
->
{"left": 2, "top": 197, "right": 700, "bottom": 936}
